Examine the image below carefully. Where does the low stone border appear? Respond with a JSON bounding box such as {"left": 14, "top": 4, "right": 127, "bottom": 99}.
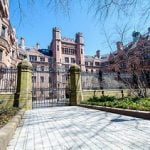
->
{"left": 78, "top": 104, "right": 150, "bottom": 120}
{"left": 0, "top": 109, "right": 26, "bottom": 150}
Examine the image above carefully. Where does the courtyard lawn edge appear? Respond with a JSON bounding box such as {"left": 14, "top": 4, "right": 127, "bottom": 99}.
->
{"left": 78, "top": 104, "right": 150, "bottom": 120}
{"left": 0, "top": 109, "right": 25, "bottom": 150}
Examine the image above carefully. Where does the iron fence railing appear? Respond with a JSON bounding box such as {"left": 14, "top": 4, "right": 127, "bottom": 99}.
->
{"left": 81, "top": 72, "right": 150, "bottom": 90}
{"left": 0, "top": 68, "right": 17, "bottom": 92}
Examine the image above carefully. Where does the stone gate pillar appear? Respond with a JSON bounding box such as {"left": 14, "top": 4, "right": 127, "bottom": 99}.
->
{"left": 69, "top": 65, "right": 82, "bottom": 105}
{"left": 14, "top": 59, "right": 32, "bottom": 109}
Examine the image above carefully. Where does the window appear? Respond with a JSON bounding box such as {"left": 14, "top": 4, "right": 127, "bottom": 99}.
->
{"left": 32, "top": 76, "right": 36, "bottom": 83}
{"left": 70, "top": 49, "right": 75, "bottom": 54}
{"left": 40, "top": 76, "right": 44, "bottom": 82}
{"left": 48, "top": 58, "right": 52, "bottom": 63}
{"left": 0, "top": 50, "right": 2, "bottom": 61}
{"left": 144, "top": 53, "right": 150, "bottom": 59}
{"left": 85, "top": 62, "right": 88, "bottom": 66}
{"left": 86, "top": 69, "right": 88, "bottom": 72}
{"left": 91, "top": 69, "right": 93, "bottom": 73}
{"left": 62, "top": 48, "right": 64, "bottom": 53}
{"left": 33, "top": 66, "right": 37, "bottom": 71}
{"left": 1, "top": 26, "right": 6, "bottom": 37}
{"left": 49, "top": 77, "right": 51, "bottom": 83}
{"left": 33, "top": 90, "right": 36, "bottom": 96}
{"left": 64, "top": 48, "right": 68, "bottom": 54}
{"left": 29, "top": 55, "right": 37, "bottom": 62}
{"left": 66, "top": 75, "right": 69, "bottom": 81}
{"left": 90, "top": 62, "right": 93, "bottom": 66}
{"left": 63, "top": 48, "right": 75, "bottom": 55}
{"left": 41, "top": 89, "right": 44, "bottom": 95}
{"left": 95, "top": 62, "right": 100, "bottom": 66}
{"left": 40, "top": 57, "right": 45, "bottom": 62}
{"left": 81, "top": 49, "right": 83, "bottom": 54}
{"left": 65, "top": 57, "right": 69, "bottom": 63}
{"left": 65, "top": 64, "right": 69, "bottom": 71}
{"left": 71, "top": 58, "right": 75, "bottom": 63}
{"left": 41, "top": 66, "right": 44, "bottom": 71}
{"left": 12, "top": 51, "right": 14, "bottom": 58}
{"left": 120, "top": 63, "right": 126, "bottom": 69}
{"left": 57, "top": 45, "right": 59, "bottom": 51}
{"left": 119, "top": 56, "right": 124, "bottom": 60}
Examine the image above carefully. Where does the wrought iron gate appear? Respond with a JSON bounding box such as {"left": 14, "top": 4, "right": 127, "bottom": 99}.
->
{"left": 32, "top": 66, "right": 70, "bottom": 108}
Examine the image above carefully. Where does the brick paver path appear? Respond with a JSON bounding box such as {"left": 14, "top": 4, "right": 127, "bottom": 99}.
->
{"left": 7, "top": 106, "right": 150, "bottom": 150}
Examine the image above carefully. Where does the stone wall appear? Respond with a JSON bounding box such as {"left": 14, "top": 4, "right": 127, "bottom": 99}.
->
{"left": 0, "top": 59, "right": 32, "bottom": 110}
{"left": 0, "top": 93, "right": 15, "bottom": 108}
{"left": 82, "top": 89, "right": 129, "bottom": 101}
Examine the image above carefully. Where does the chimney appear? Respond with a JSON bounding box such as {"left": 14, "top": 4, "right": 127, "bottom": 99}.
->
{"left": 53, "top": 27, "right": 61, "bottom": 40}
{"left": 36, "top": 43, "right": 40, "bottom": 50}
{"left": 132, "top": 31, "right": 140, "bottom": 42}
{"left": 96, "top": 50, "right": 100, "bottom": 58}
{"left": 20, "top": 37, "right": 25, "bottom": 50}
{"left": 75, "top": 32, "right": 84, "bottom": 44}
{"left": 116, "top": 41, "right": 123, "bottom": 51}
{"left": 148, "top": 27, "right": 150, "bottom": 33}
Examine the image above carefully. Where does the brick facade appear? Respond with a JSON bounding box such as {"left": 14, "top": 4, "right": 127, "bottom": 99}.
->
{"left": 108, "top": 29, "right": 150, "bottom": 75}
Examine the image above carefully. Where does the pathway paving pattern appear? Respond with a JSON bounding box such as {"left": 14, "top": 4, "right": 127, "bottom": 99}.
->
{"left": 7, "top": 106, "right": 150, "bottom": 150}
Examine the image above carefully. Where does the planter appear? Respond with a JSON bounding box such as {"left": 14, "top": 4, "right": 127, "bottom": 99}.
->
{"left": 78, "top": 104, "right": 150, "bottom": 120}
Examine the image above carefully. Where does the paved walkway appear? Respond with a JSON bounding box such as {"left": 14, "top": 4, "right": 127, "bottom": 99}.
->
{"left": 7, "top": 106, "right": 150, "bottom": 150}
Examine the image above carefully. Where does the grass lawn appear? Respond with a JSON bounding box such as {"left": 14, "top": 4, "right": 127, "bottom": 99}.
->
{"left": 0, "top": 107, "right": 19, "bottom": 128}
{"left": 81, "top": 96, "right": 150, "bottom": 111}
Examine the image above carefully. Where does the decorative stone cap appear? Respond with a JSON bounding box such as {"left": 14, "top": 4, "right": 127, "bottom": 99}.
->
{"left": 69, "top": 65, "right": 81, "bottom": 72}
{"left": 17, "top": 59, "right": 32, "bottom": 70}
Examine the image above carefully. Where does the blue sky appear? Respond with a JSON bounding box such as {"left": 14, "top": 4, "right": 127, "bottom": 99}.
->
{"left": 10, "top": 0, "right": 150, "bottom": 56}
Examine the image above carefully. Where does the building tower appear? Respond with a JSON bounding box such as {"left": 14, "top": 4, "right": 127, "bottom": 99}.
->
{"left": 75, "top": 32, "right": 85, "bottom": 71}
{"left": 52, "top": 27, "right": 62, "bottom": 68}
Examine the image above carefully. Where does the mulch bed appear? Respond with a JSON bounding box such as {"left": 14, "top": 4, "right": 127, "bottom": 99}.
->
{"left": 0, "top": 108, "right": 19, "bottom": 128}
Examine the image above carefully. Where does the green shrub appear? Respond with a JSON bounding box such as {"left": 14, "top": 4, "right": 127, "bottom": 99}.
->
{"left": 83, "top": 96, "right": 150, "bottom": 111}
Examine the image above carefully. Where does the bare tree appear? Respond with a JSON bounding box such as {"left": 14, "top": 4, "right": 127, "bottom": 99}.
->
{"left": 87, "top": 0, "right": 150, "bottom": 22}
{"left": 14, "top": 0, "right": 150, "bottom": 22}
{"left": 115, "top": 22, "right": 131, "bottom": 43}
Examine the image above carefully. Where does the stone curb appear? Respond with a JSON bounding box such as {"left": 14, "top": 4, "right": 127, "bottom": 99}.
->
{"left": 0, "top": 109, "right": 26, "bottom": 150}
{"left": 78, "top": 104, "right": 150, "bottom": 120}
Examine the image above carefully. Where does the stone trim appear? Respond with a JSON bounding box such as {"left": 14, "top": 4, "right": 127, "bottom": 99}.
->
{"left": 17, "top": 59, "right": 32, "bottom": 71}
{"left": 78, "top": 104, "right": 150, "bottom": 120}
{"left": 0, "top": 109, "right": 25, "bottom": 150}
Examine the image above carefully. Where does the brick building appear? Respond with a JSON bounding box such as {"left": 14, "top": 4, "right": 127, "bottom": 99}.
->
{"left": 108, "top": 29, "right": 150, "bottom": 75}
